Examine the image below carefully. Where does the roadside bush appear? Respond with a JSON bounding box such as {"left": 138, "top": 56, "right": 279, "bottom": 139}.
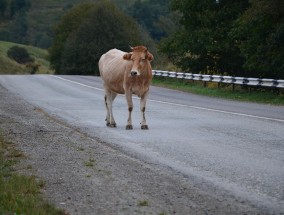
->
{"left": 26, "top": 62, "right": 40, "bottom": 74}
{"left": 7, "top": 46, "right": 34, "bottom": 64}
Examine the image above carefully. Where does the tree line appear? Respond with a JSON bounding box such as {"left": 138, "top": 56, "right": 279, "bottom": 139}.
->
{"left": 49, "top": 1, "right": 156, "bottom": 76}
{"left": 1, "top": 0, "right": 283, "bottom": 79}
{"left": 0, "top": 0, "right": 30, "bottom": 18}
{"left": 49, "top": 0, "right": 284, "bottom": 79}
{"left": 0, "top": 0, "right": 30, "bottom": 44}
{"left": 160, "top": 0, "right": 284, "bottom": 79}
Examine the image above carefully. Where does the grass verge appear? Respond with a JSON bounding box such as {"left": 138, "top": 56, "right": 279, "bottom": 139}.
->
{"left": 0, "top": 134, "right": 66, "bottom": 215}
{"left": 0, "top": 40, "right": 53, "bottom": 75}
{"left": 152, "top": 77, "right": 284, "bottom": 105}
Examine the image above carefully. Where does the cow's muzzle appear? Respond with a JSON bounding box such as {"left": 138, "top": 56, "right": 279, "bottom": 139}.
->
{"left": 131, "top": 71, "right": 138, "bottom": 76}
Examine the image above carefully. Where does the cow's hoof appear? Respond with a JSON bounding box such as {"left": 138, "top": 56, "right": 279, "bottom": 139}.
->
{"left": 107, "top": 123, "right": 116, "bottom": 128}
{"left": 126, "top": 125, "right": 133, "bottom": 130}
{"left": 141, "top": 125, "right": 149, "bottom": 130}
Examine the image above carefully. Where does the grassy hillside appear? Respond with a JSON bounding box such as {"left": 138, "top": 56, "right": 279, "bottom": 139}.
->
{"left": 0, "top": 41, "right": 52, "bottom": 74}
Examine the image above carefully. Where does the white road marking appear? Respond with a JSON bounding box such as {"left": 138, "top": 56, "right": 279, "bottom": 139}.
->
{"left": 52, "top": 75, "right": 284, "bottom": 123}
{"left": 52, "top": 75, "right": 104, "bottom": 92}
{"left": 148, "top": 99, "right": 284, "bottom": 122}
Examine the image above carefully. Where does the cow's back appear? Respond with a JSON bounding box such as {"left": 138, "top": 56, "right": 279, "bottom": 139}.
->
{"left": 99, "top": 49, "right": 130, "bottom": 78}
{"left": 99, "top": 49, "right": 131, "bottom": 94}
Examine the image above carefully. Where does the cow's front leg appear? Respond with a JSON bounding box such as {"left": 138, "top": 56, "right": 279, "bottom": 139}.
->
{"left": 140, "top": 92, "right": 149, "bottom": 130}
{"left": 125, "top": 91, "right": 133, "bottom": 130}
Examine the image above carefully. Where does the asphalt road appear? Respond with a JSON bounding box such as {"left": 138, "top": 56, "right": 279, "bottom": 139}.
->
{"left": 1, "top": 75, "right": 283, "bottom": 214}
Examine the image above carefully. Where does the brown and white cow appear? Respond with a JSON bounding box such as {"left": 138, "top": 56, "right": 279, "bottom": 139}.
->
{"left": 99, "top": 46, "right": 153, "bottom": 130}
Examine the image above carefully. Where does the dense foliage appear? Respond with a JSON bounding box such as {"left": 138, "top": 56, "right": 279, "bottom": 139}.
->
{"left": 160, "top": 0, "right": 284, "bottom": 79}
{"left": 126, "top": 0, "right": 176, "bottom": 40}
{"left": 1, "top": 0, "right": 283, "bottom": 79}
{"left": 160, "top": 0, "right": 249, "bottom": 76}
{"left": 232, "top": 0, "right": 284, "bottom": 79}
{"left": 7, "top": 45, "right": 34, "bottom": 64}
{"left": 0, "top": 0, "right": 173, "bottom": 48}
{"left": 0, "top": 0, "right": 76, "bottom": 48}
{"left": 0, "top": 0, "right": 30, "bottom": 44}
{"left": 0, "top": 0, "right": 30, "bottom": 18}
{"left": 49, "top": 1, "right": 153, "bottom": 75}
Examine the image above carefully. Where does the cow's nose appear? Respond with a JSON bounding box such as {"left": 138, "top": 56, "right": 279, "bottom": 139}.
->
{"left": 131, "top": 71, "right": 138, "bottom": 76}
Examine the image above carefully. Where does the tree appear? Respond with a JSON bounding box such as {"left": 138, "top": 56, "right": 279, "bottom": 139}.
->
{"left": 49, "top": 1, "right": 153, "bottom": 75}
{"left": 49, "top": 3, "right": 96, "bottom": 73}
{"left": 127, "top": 0, "right": 174, "bottom": 40}
{"left": 10, "top": 0, "right": 30, "bottom": 18}
{"left": 9, "top": 11, "right": 28, "bottom": 43}
{"left": 0, "top": 0, "right": 30, "bottom": 44}
{"left": 232, "top": 0, "right": 284, "bottom": 79}
{"left": 0, "top": 0, "right": 7, "bottom": 17}
{"left": 160, "top": 0, "right": 248, "bottom": 76}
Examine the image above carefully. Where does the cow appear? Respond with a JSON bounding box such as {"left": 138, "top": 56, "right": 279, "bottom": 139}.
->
{"left": 99, "top": 45, "right": 154, "bottom": 130}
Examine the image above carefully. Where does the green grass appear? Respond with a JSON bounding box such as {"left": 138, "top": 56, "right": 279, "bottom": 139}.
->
{"left": 152, "top": 77, "right": 284, "bottom": 105}
{"left": 0, "top": 134, "right": 66, "bottom": 215}
{"left": 137, "top": 200, "right": 149, "bottom": 207}
{"left": 0, "top": 40, "right": 53, "bottom": 74}
{"left": 84, "top": 158, "right": 96, "bottom": 167}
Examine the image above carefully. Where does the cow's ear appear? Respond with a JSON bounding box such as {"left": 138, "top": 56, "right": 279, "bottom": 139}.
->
{"left": 123, "top": 53, "right": 132, "bottom": 60}
{"left": 146, "top": 52, "right": 154, "bottom": 62}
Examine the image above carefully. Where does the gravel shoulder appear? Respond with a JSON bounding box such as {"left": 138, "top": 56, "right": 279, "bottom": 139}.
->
{"left": 0, "top": 84, "right": 265, "bottom": 215}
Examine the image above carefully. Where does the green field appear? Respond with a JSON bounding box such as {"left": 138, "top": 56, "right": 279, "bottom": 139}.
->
{"left": 0, "top": 41, "right": 52, "bottom": 74}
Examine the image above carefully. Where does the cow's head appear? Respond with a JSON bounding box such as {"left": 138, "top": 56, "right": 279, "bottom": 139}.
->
{"left": 123, "top": 46, "right": 154, "bottom": 77}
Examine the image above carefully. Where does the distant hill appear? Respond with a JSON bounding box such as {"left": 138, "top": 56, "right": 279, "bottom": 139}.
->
{"left": 0, "top": 0, "right": 172, "bottom": 48}
{"left": 0, "top": 0, "right": 141, "bottom": 48}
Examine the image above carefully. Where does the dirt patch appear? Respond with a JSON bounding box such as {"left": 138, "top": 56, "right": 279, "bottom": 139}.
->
{"left": 0, "top": 85, "right": 264, "bottom": 215}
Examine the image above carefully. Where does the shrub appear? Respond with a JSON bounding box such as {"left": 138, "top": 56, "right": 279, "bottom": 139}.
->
{"left": 26, "top": 62, "right": 40, "bottom": 74}
{"left": 7, "top": 46, "right": 34, "bottom": 64}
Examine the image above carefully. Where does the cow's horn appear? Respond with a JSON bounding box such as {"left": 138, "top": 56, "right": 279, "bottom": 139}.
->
{"left": 129, "top": 45, "right": 134, "bottom": 50}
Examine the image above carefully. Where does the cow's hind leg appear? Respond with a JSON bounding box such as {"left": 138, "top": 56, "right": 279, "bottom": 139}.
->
{"left": 140, "top": 92, "right": 149, "bottom": 130}
{"left": 105, "top": 91, "right": 117, "bottom": 127}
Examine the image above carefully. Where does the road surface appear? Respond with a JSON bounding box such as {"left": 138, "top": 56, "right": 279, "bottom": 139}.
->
{"left": 0, "top": 75, "right": 283, "bottom": 214}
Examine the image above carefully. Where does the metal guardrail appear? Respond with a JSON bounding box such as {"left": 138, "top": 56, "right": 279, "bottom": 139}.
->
{"left": 152, "top": 70, "right": 284, "bottom": 88}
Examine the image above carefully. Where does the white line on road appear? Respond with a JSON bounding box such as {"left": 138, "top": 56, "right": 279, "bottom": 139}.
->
{"left": 52, "top": 75, "right": 284, "bottom": 123}
{"left": 148, "top": 99, "right": 284, "bottom": 123}
{"left": 52, "top": 75, "right": 104, "bottom": 92}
